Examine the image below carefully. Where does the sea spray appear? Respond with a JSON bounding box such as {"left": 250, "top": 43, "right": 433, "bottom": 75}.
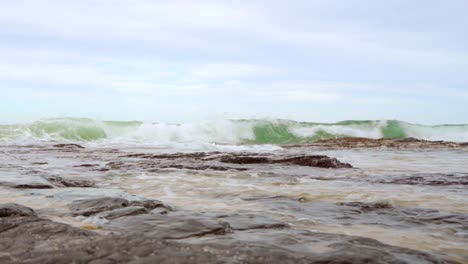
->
{"left": 1, "top": 117, "right": 468, "bottom": 144}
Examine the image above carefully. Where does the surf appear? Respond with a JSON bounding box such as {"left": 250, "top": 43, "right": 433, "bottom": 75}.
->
{"left": 1, "top": 117, "right": 467, "bottom": 145}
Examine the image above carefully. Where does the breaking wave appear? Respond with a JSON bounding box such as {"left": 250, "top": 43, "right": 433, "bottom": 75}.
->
{"left": 1, "top": 117, "right": 467, "bottom": 145}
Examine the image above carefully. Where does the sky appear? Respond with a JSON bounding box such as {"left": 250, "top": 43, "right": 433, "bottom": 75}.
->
{"left": 1, "top": 0, "right": 467, "bottom": 124}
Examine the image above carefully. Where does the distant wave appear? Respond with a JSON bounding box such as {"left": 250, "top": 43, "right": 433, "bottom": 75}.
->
{"left": 1, "top": 117, "right": 468, "bottom": 145}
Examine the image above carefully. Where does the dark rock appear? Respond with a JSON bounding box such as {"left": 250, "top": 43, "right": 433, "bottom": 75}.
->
{"left": 116, "top": 151, "right": 352, "bottom": 171}
{"left": 219, "top": 156, "right": 270, "bottom": 164}
{"left": 31, "top": 162, "right": 48, "bottom": 165}
{"left": 123, "top": 152, "right": 213, "bottom": 159}
{"left": 0, "top": 203, "right": 36, "bottom": 217}
{"left": 0, "top": 214, "right": 308, "bottom": 264}
{"left": 130, "top": 199, "right": 171, "bottom": 210}
{"left": 96, "top": 206, "right": 149, "bottom": 220}
{"left": 274, "top": 155, "right": 352, "bottom": 168}
{"left": 245, "top": 197, "right": 468, "bottom": 235}
{"left": 0, "top": 177, "right": 55, "bottom": 189}
{"left": 158, "top": 164, "right": 248, "bottom": 171}
{"left": 69, "top": 197, "right": 170, "bottom": 216}
{"left": 375, "top": 173, "right": 468, "bottom": 186}
{"left": 53, "top": 143, "right": 85, "bottom": 149}
{"left": 0, "top": 204, "right": 457, "bottom": 264}
{"left": 12, "top": 183, "right": 54, "bottom": 189}
{"left": 73, "top": 164, "right": 99, "bottom": 167}
{"left": 45, "top": 175, "right": 95, "bottom": 188}
{"left": 216, "top": 213, "right": 289, "bottom": 230}
{"left": 182, "top": 229, "right": 456, "bottom": 264}
{"left": 104, "top": 213, "right": 232, "bottom": 239}
{"left": 69, "top": 197, "right": 131, "bottom": 216}
{"left": 219, "top": 154, "right": 352, "bottom": 168}
{"left": 94, "top": 167, "right": 110, "bottom": 172}
{"left": 337, "top": 201, "right": 395, "bottom": 211}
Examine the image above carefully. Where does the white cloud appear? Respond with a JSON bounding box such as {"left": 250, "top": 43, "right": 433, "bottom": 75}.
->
{"left": 283, "top": 90, "right": 339, "bottom": 102}
{"left": 1, "top": 0, "right": 467, "bottom": 123}
{"left": 189, "top": 63, "right": 274, "bottom": 79}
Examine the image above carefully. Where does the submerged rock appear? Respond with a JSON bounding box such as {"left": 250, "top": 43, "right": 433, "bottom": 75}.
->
{"left": 0, "top": 175, "right": 55, "bottom": 189}
{"left": 215, "top": 213, "right": 290, "bottom": 230}
{"left": 246, "top": 196, "right": 468, "bottom": 236}
{"left": 69, "top": 197, "right": 170, "bottom": 217}
{"left": 45, "top": 175, "right": 95, "bottom": 188}
{"left": 0, "top": 203, "right": 36, "bottom": 217}
{"left": 96, "top": 206, "right": 149, "bottom": 220}
{"left": 105, "top": 213, "right": 232, "bottom": 239}
{"left": 69, "top": 197, "right": 132, "bottom": 216}
{"left": 0, "top": 203, "right": 457, "bottom": 264}
{"left": 374, "top": 173, "right": 468, "bottom": 186}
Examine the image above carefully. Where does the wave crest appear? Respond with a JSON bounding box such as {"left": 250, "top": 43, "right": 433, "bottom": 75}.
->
{"left": 1, "top": 117, "right": 467, "bottom": 145}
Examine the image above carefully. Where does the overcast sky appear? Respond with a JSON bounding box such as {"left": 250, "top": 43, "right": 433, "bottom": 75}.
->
{"left": 1, "top": 0, "right": 467, "bottom": 124}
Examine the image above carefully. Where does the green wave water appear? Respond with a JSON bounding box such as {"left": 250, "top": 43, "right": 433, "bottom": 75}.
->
{"left": 0, "top": 117, "right": 467, "bottom": 144}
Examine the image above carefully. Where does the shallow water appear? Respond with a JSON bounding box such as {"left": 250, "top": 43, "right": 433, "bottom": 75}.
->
{"left": 0, "top": 143, "right": 467, "bottom": 262}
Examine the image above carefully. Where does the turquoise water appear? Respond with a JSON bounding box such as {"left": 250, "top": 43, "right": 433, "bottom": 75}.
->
{"left": 1, "top": 117, "right": 467, "bottom": 144}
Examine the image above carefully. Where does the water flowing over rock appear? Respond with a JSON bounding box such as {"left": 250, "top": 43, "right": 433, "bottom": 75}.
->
{"left": 1, "top": 139, "right": 467, "bottom": 263}
{"left": 0, "top": 203, "right": 458, "bottom": 264}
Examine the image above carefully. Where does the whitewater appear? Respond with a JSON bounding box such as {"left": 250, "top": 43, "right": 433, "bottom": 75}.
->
{"left": 1, "top": 117, "right": 468, "bottom": 147}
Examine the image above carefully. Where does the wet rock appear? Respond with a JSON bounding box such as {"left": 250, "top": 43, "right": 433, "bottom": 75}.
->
{"left": 123, "top": 152, "right": 214, "bottom": 159}
{"left": 157, "top": 164, "right": 248, "bottom": 171}
{"left": 45, "top": 175, "right": 95, "bottom": 188}
{"left": 216, "top": 213, "right": 289, "bottom": 230}
{"left": 219, "top": 156, "right": 270, "bottom": 164}
{"left": 73, "top": 164, "right": 99, "bottom": 167}
{"left": 69, "top": 197, "right": 131, "bottom": 216}
{"left": 0, "top": 203, "right": 36, "bottom": 217}
{"left": 96, "top": 206, "right": 149, "bottom": 220}
{"left": 338, "top": 201, "right": 395, "bottom": 211}
{"left": 0, "top": 212, "right": 99, "bottom": 263}
{"left": 104, "top": 212, "right": 232, "bottom": 239}
{"left": 53, "top": 143, "right": 85, "bottom": 149}
{"left": 274, "top": 155, "right": 352, "bottom": 168}
{"left": 94, "top": 167, "right": 110, "bottom": 172}
{"left": 0, "top": 175, "right": 55, "bottom": 189}
{"left": 219, "top": 154, "right": 352, "bottom": 168}
{"left": 0, "top": 204, "right": 457, "bottom": 263}
{"left": 375, "top": 173, "right": 468, "bottom": 186}
{"left": 335, "top": 201, "right": 468, "bottom": 230}
{"left": 247, "top": 197, "right": 468, "bottom": 236}
{"left": 69, "top": 197, "right": 169, "bottom": 216}
{"left": 0, "top": 214, "right": 308, "bottom": 264}
{"left": 118, "top": 151, "right": 352, "bottom": 170}
{"left": 11, "top": 182, "right": 54, "bottom": 189}
{"left": 130, "top": 199, "right": 172, "bottom": 210}
{"left": 183, "top": 229, "right": 456, "bottom": 264}
{"left": 31, "top": 162, "right": 48, "bottom": 165}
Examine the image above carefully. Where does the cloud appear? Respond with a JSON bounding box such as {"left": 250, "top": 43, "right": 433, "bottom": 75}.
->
{"left": 0, "top": 0, "right": 467, "bottom": 123}
{"left": 188, "top": 63, "right": 274, "bottom": 79}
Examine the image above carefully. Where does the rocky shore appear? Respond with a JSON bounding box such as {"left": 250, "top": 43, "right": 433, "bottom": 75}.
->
{"left": 0, "top": 200, "right": 458, "bottom": 264}
{"left": 0, "top": 140, "right": 467, "bottom": 263}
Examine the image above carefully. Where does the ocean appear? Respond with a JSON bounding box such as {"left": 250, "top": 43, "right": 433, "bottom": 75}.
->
{"left": 1, "top": 117, "right": 467, "bottom": 263}
{"left": 1, "top": 117, "right": 468, "bottom": 145}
